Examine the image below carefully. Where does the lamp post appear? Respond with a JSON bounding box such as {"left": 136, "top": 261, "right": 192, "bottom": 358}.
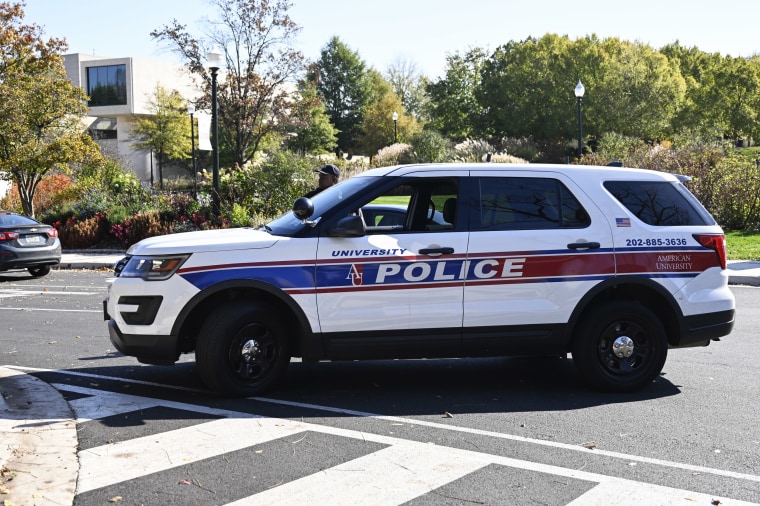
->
{"left": 392, "top": 111, "right": 398, "bottom": 144}
{"left": 574, "top": 80, "right": 585, "bottom": 159}
{"left": 208, "top": 48, "right": 223, "bottom": 218}
{"left": 187, "top": 104, "right": 197, "bottom": 198}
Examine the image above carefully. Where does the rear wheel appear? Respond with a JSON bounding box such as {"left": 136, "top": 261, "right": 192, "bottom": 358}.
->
{"left": 572, "top": 301, "right": 667, "bottom": 392}
{"left": 196, "top": 301, "right": 290, "bottom": 397}
{"left": 28, "top": 265, "right": 51, "bottom": 277}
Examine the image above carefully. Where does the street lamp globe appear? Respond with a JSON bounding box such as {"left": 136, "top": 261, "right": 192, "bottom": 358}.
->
{"left": 574, "top": 80, "right": 585, "bottom": 99}
{"left": 207, "top": 48, "right": 223, "bottom": 71}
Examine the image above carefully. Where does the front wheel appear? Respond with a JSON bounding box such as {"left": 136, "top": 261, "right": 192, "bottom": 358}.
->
{"left": 572, "top": 301, "right": 668, "bottom": 392}
{"left": 196, "top": 301, "right": 290, "bottom": 397}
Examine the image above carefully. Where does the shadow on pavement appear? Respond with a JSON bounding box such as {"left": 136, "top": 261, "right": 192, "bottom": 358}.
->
{"left": 31, "top": 355, "right": 681, "bottom": 423}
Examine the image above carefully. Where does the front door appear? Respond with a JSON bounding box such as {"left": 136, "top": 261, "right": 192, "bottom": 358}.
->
{"left": 315, "top": 174, "right": 468, "bottom": 357}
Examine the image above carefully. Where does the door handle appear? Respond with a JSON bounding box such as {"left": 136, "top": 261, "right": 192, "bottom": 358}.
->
{"left": 567, "top": 241, "right": 600, "bottom": 250}
{"left": 419, "top": 247, "right": 454, "bottom": 255}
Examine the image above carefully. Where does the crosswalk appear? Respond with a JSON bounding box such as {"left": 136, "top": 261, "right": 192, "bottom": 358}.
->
{"left": 52, "top": 381, "right": 758, "bottom": 505}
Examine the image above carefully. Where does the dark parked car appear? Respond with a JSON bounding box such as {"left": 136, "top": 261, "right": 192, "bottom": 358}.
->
{"left": 0, "top": 211, "right": 61, "bottom": 277}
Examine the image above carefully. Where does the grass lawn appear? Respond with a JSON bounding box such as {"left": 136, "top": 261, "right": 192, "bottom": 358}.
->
{"left": 725, "top": 230, "right": 760, "bottom": 261}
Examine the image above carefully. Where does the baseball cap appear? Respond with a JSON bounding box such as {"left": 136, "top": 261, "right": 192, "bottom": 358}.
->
{"left": 315, "top": 164, "right": 340, "bottom": 177}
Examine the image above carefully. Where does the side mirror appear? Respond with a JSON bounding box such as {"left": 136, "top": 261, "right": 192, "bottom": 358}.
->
{"left": 292, "top": 197, "right": 314, "bottom": 220}
{"left": 327, "top": 214, "right": 366, "bottom": 237}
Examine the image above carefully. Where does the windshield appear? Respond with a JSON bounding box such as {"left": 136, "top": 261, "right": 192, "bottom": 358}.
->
{"left": 265, "top": 176, "right": 380, "bottom": 236}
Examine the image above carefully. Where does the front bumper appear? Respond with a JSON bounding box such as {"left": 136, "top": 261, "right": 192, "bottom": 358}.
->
{"left": 107, "top": 317, "right": 179, "bottom": 365}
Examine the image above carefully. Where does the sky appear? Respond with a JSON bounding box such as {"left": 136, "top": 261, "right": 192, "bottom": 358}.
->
{"left": 22, "top": 0, "right": 760, "bottom": 79}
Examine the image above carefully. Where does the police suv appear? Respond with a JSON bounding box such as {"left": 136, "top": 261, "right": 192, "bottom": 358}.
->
{"left": 104, "top": 163, "right": 735, "bottom": 396}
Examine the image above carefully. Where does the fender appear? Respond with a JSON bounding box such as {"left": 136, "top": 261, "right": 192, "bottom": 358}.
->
{"left": 170, "top": 278, "right": 321, "bottom": 359}
{"left": 564, "top": 274, "right": 685, "bottom": 346}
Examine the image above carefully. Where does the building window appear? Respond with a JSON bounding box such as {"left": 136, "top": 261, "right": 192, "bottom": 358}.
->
{"left": 86, "top": 65, "right": 127, "bottom": 106}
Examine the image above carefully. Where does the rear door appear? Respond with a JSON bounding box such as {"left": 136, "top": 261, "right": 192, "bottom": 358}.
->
{"left": 462, "top": 170, "right": 613, "bottom": 352}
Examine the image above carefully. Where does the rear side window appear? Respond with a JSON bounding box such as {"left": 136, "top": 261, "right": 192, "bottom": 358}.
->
{"left": 604, "top": 181, "right": 715, "bottom": 226}
{"left": 474, "top": 177, "right": 590, "bottom": 230}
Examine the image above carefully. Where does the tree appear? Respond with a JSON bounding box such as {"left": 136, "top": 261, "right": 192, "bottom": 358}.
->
{"left": 359, "top": 69, "right": 421, "bottom": 155}
{"left": 477, "top": 35, "right": 576, "bottom": 140}
{"left": 0, "top": 2, "right": 101, "bottom": 217}
{"left": 130, "top": 85, "right": 191, "bottom": 189}
{"left": 425, "top": 47, "right": 487, "bottom": 138}
{"left": 591, "top": 39, "right": 686, "bottom": 139}
{"left": 709, "top": 56, "right": 760, "bottom": 143}
{"left": 386, "top": 57, "right": 428, "bottom": 119}
{"left": 285, "top": 80, "right": 338, "bottom": 155}
{"left": 310, "top": 36, "right": 373, "bottom": 154}
{"left": 151, "top": 0, "right": 305, "bottom": 167}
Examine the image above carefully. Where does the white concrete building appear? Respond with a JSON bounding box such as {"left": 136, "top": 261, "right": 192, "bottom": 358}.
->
{"left": 63, "top": 53, "right": 210, "bottom": 183}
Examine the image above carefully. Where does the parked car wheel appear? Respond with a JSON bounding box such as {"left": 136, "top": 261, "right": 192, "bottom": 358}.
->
{"left": 27, "top": 265, "right": 51, "bottom": 277}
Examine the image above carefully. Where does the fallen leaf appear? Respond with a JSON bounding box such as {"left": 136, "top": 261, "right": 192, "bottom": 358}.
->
{"left": 108, "top": 496, "right": 122, "bottom": 503}
{"left": 0, "top": 486, "right": 11, "bottom": 494}
{"left": 711, "top": 500, "right": 722, "bottom": 505}
{"left": 582, "top": 442, "right": 597, "bottom": 450}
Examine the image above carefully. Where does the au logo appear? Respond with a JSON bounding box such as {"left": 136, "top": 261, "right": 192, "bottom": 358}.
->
{"left": 346, "top": 264, "right": 363, "bottom": 286}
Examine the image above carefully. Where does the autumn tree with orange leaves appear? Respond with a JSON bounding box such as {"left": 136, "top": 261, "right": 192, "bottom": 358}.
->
{"left": 0, "top": 2, "right": 101, "bottom": 217}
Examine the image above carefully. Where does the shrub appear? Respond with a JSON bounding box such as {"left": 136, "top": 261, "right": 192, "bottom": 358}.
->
{"left": 110, "top": 212, "right": 171, "bottom": 247}
{"left": 374, "top": 143, "right": 413, "bottom": 167}
{"left": 494, "top": 137, "right": 542, "bottom": 162}
{"left": 225, "top": 152, "right": 316, "bottom": 219}
{"left": 452, "top": 138, "right": 493, "bottom": 162}
{"left": 407, "top": 131, "right": 452, "bottom": 163}
{"left": 56, "top": 213, "right": 109, "bottom": 249}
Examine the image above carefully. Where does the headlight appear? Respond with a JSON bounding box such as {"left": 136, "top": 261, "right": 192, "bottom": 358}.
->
{"left": 119, "top": 255, "right": 190, "bottom": 281}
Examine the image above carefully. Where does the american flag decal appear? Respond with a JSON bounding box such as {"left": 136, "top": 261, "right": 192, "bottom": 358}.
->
{"left": 616, "top": 217, "right": 631, "bottom": 227}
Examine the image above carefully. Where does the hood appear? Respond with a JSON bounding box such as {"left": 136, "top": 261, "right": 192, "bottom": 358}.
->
{"left": 126, "top": 228, "right": 279, "bottom": 256}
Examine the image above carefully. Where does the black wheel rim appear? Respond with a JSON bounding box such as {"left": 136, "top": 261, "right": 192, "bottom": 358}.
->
{"left": 228, "top": 322, "right": 279, "bottom": 384}
{"left": 596, "top": 320, "right": 653, "bottom": 377}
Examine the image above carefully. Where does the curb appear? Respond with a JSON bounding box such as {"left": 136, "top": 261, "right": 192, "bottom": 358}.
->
{"left": 0, "top": 367, "right": 77, "bottom": 505}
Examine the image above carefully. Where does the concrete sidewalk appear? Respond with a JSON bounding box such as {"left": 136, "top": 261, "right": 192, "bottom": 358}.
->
{"left": 1, "top": 252, "right": 758, "bottom": 505}
{"left": 0, "top": 367, "right": 77, "bottom": 505}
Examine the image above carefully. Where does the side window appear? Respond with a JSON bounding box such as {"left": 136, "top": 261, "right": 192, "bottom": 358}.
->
{"left": 361, "top": 179, "right": 460, "bottom": 233}
{"left": 603, "top": 180, "right": 714, "bottom": 226}
{"left": 474, "top": 177, "right": 590, "bottom": 230}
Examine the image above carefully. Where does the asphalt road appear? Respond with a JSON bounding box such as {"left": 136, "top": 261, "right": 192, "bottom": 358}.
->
{"left": 1, "top": 268, "right": 759, "bottom": 505}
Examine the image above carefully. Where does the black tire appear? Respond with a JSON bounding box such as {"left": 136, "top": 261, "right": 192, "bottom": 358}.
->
{"left": 572, "top": 301, "right": 668, "bottom": 392}
{"left": 195, "top": 301, "right": 290, "bottom": 397}
{"left": 28, "top": 265, "right": 51, "bottom": 277}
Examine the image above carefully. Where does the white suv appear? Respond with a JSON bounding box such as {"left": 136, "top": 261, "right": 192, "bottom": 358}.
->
{"left": 104, "top": 163, "right": 735, "bottom": 396}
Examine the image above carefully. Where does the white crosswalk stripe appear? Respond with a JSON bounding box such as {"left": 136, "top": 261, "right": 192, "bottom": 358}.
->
{"left": 55, "top": 384, "right": 758, "bottom": 505}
